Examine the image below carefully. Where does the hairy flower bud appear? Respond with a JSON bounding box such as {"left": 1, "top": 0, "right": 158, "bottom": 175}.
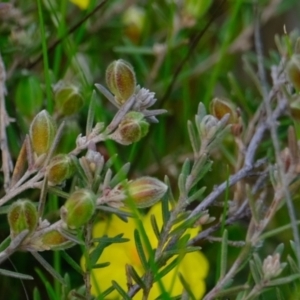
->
{"left": 106, "top": 59, "right": 136, "bottom": 105}
{"left": 210, "top": 97, "right": 237, "bottom": 124}
{"left": 30, "top": 110, "right": 56, "bottom": 156}
{"left": 54, "top": 82, "right": 84, "bottom": 116}
{"left": 113, "top": 111, "right": 149, "bottom": 145}
{"left": 122, "top": 6, "right": 145, "bottom": 42}
{"left": 262, "top": 253, "right": 284, "bottom": 280}
{"left": 61, "top": 189, "right": 96, "bottom": 229}
{"left": 8, "top": 199, "right": 38, "bottom": 238}
{"left": 286, "top": 54, "right": 300, "bottom": 90}
{"left": 47, "top": 154, "right": 75, "bottom": 185}
{"left": 125, "top": 176, "right": 168, "bottom": 208}
{"left": 36, "top": 230, "right": 74, "bottom": 251}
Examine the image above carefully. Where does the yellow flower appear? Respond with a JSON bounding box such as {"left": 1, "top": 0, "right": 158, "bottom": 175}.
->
{"left": 70, "top": 0, "right": 89, "bottom": 10}
{"left": 81, "top": 204, "right": 209, "bottom": 299}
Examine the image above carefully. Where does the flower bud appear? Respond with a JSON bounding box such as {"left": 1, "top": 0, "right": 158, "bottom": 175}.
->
{"left": 125, "top": 176, "right": 167, "bottom": 208}
{"left": 262, "top": 253, "right": 284, "bottom": 280}
{"left": 210, "top": 97, "right": 237, "bottom": 124}
{"left": 30, "top": 110, "right": 56, "bottom": 156}
{"left": 61, "top": 189, "right": 96, "bottom": 229}
{"left": 47, "top": 154, "right": 75, "bottom": 185}
{"left": 8, "top": 199, "right": 38, "bottom": 238}
{"left": 115, "top": 111, "right": 149, "bottom": 145}
{"left": 290, "top": 97, "right": 300, "bottom": 121}
{"left": 36, "top": 230, "right": 74, "bottom": 251}
{"left": 122, "top": 6, "right": 145, "bottom": 42}
{"left": 53, "top": 82, "right": 84, "bottom": 116}
{"left": 106, "top": 59, "right": 136, "bottom": 105}
{"left": 286, "top": 54, "right": 300, "bottom": 90}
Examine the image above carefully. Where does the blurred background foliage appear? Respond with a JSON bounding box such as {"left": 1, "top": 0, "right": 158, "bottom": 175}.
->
{"left": 0, "top": 0, "right": 300, "bottom": 298}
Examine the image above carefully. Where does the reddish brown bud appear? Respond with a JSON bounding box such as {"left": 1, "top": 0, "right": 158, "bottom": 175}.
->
{"left": 106, "top": 59, "right": 136, "bottom": 105}
{"left": 8, "top": 199, "right": 38, "bottom": 238}
{"left": 125, "top": 177, "right": 167, "bottom": 208}
{"left": 47, "top": 154, "right": 75, "bottom": 185}
{"left": 54, "top": 82, "right": 84, "bottom": 116}
{"left": 30, "top": 110, "right": 56, "bottom": 156}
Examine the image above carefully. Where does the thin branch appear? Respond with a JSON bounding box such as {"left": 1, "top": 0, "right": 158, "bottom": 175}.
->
{"left": 0, "top": 53, "right": 14, "bottom": 191}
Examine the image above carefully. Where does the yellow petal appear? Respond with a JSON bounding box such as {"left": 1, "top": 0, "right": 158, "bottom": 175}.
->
{"left": 69, "top": 0, "right": 89, "bottom": 10}
{"left": 82, "top": 203, "right": 209, "bottom": 299}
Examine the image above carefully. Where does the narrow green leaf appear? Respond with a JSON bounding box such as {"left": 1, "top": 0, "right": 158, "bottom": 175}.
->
{"left": 33, "top": 287, "right": 41, "bottom": 300}
{"left": 90, "top": 234, "right": 129, "bottom": 266}
{"left": 219, "top": 229, "right": 228, "bottom": 279}
{"left": 213, "top": 284, "right": 250, "bottom": 298}
{"left": 111, "top": 280, "right": 131, "bottom": 299}
{"left": 32, "top": 252, "right": 65, "bottom": 285}
{"left": 164, "top": 175, "right": 176, "bottom": 206}
{"left": 156, "top": 257, "right": 180, "bottom": 281}
{"left": 173, "top": 211, "right": 191, "bottom": 225}
{"left": 249, "top": 260, "right": 261, "bottom": 284}
{"left": 260, "top": 221, "right": 300, "bottom": 240}
{"left": 134, "top": 229, "right": 148, "bottom": 270}
{"left": 93, "top": 262, "right": 110, "bottom": 269}
{"left": 178, "top": 173, "right": 187, "bottom": 196}
{"left": 45, "top": 281, "right": 58, "bottom": 300}
{"left": 287, "top": 255, "right": 299, "bottom": 273}
{"left": 181, "top": 158, "right": 191, "bottom": 177}
{"left": 61, "top": 251, "right": 83, "bottom": 274}
{"left": 163, "top": 246, "right": 201, "bottom": 256}
{"left": 59, "top": 228, "right": 84, "bottom": 245}
{"left": 86, "top": 90, "right": 97, "bottom": 136}
{"left": 110, "top": 162, "right": 131, "bottom": 187}
{"left": 100, "top": 285, "right": 115, "bottom": 299}
{"left": 127, "top": 265, "right": 146, "bottom": 289}
{"left": 252, "top": 253, "right": 263, "bottom": 278}
{"left": 0, "top": 235, "right": 10, "bottom": 252}
{"left": 266, "top": 274, "right": 300, "bottom": 287}
{"left": 187, "top": 187, "right": 206, "bottom": 204}
{"left": 161, "top": 196, "right": 170, "bottom": 225}
{"left": 0, "top": 268, "right": 33, "bottom": 280}
{"left": 274, "top": 243, "right": 285, "bottom": 256}
{"left": 150, "top": 214, "right": 161, "bottom": 240}
{"left": 187, "top": 120, "right": 200, "bottom": 154}
{"left": 170, "top": 213, "right": 203, "bottom": 236}
{"left": 97, "top": 205, "right": 134, "bottom": 218}
{"left": 35, "top": 268, "right": 57, "bottom": 299}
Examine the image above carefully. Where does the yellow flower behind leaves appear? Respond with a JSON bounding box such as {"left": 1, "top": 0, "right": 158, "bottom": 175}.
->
{"left": 81, "top": 204, "right": 209, "bottom": 299}
{"left": 70, "top": 0, "right": 89, "bottom": 10}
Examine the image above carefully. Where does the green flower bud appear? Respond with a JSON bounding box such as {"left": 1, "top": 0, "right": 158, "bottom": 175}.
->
{"left": 38, "top": 230, "right": 74, "bottom": 251}
{"left": 286, "top": 54, "right": 300, "bottom": 90}
{"left": 116, "top": 111, "right": 149, "bottom": 145}
{"left": 125, "top": 176, "right": 167, "bottom": 208}
{"left": 8, "top": 199, "right": 38, "bottom": 238}
{"left": 61, "top": 189, "right": 96, "bottom": 229}
{"left": 106, "top": 59, "right": 136, "bottom": 105}
{"left": 54, "top": 83, "right": 84, "bottom": 116}
{"left": 30, "top": 110, "right": 56, "bottom": 156}
{"left": 210, "top": 97, "right": 237, "bottom": 124}
{"left": 122, "top": 6, "right": 145, "bottom": 42}
{"left": 47, "top": 154, "right": 75, "bottom": 185}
